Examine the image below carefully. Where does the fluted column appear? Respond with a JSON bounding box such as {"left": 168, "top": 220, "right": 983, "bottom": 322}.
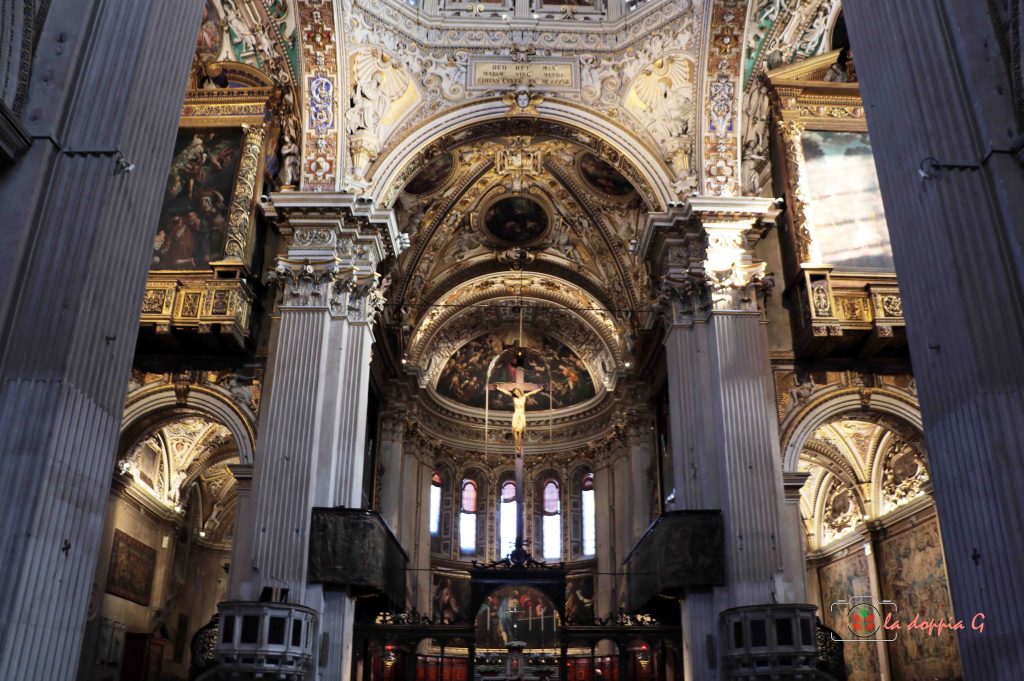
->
{"left": 0, "top": 1, "right": 204, "bottom": 679}
{"left": 652, "top": 196, "right": 799, "bottom": 675}
{"left": 840, "top": 3, "right": 1024, "bottom": 677}
{"left": 230, "top": 198, "right": 388, "bottom": 680}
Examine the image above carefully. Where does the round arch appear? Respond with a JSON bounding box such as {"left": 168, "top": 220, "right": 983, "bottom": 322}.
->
{"left": 780, "top": 388, "right": 922, "bottom": 472}
{"left": 122, "top": 385, "right": 257, "bottom": 465}
{"left": 369, "top": 99, "right": 677, "bottom": 211}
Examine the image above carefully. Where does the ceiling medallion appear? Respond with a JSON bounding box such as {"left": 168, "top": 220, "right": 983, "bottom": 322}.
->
{"left": 495, "top": 137, "right": 543, "bottom": 193}
{"left": 483, "top": 196, "right": 550, "bottom": 247}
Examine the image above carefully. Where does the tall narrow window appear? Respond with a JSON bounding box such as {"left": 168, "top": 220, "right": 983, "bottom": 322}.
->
{"left": 581, "top": 473, "right": 596, "bottom": 557}
{"left": 459, "top": 479, "right": 478, "bottom": 555}
{"left": 429, "top": 471, "right": 442, "bottom": 536}
{"left": 542, "top": 479, "right": 561, "bottom": 560}
{"left": 499, "top": 480, "right": 517, "bottom": 558}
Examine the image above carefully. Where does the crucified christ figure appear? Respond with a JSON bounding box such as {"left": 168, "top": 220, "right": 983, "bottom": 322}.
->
{"left": 492, "top": 384, "right": 544, "bottom": 454}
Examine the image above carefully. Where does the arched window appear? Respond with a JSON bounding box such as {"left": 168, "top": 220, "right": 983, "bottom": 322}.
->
{"left": 429, "top": 471, "right": 442, "bottom": 536}
{"left": 541, "top": 479, "right": 561, "bottom": 560}
{"left": 581, "top": 473, "right": 596, "bottom": 557}
{"left": 459, "top": 479, "right": 478, "bottom": 555}
{"left": 498, "top": 480, "right": 517, "bottom": 558}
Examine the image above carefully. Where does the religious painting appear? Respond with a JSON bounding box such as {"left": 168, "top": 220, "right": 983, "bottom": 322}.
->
{"left": 106, "top": 530, "right": 157, "bottom": 606}
{"left": 578, "top": 152, "right": 635, "bottom": 196}
{"left": 152, "top": 127, "right": 243, "bottom": 270}
{"left": 476, "top": 586, "right": 560, "bottom": 648}
{"left": 878, "top": 519, "right": 963, "bottom": 681}
{"left": 800, "top": 130, "right": 894, "bottom": 271}
{"left": 565, "top": 574, "right": 595, "bottom": 624}
{"left": 483, "top": 197, "right": 550, "bottom": 245}
{"left": 404, "top": 152, "right": 455, "bottom": 195}
{"left": 195, "top": 2, "right": 224, "bottom": 65}
{"left": 817, "top": 551, "right": 880, "bottom": 681}
{"left": 433, "top": 571, "right": 472, "bottom": 623}
{"left": 435, "top": 329, "right": 596, "bottom": 410}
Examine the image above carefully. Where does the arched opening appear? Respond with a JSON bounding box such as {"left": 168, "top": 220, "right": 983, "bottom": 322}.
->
{"left": 81, "top": 410, "right": 243, "bottom": 681}
{"left": 797, "top": 412, "right": 962, "bottom": 681}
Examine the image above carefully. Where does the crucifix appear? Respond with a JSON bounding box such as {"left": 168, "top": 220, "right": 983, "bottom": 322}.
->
{"left": 488, "top": 352, "right": 545, "bottom": 559}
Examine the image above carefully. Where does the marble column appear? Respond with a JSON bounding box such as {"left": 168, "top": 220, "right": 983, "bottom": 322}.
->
{"left": 651, "top": 196, "right": 799, "bottom": 676}
{"left": 0, "top": 1, "right": 204, "bottom": 679}
{"left": 841, "top": 3, "right": 1024, "bottom": 677}
{"left": 231, "top": 197, "right": 388, "bottom": 679}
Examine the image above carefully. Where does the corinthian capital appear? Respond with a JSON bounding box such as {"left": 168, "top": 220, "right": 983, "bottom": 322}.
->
{"left": 265, "top": 258, "right": 342, "bottom": 308}
{"left": 702, "top": 222, "right": 770, "bottom": 312}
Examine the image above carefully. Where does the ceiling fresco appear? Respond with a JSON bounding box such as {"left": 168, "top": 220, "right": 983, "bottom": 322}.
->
{"left": 434, "top": 328, "right": 597, "bottom": 411}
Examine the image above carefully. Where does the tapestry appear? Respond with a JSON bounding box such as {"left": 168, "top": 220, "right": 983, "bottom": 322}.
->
{"left": 106, "top": 529, "right": 157, "bottom": 606}
{"left": 878, "top": 518, "right": 964, "bottom": 681}
{"left": 817, "top": 551, "right": 880, "bottom": 681}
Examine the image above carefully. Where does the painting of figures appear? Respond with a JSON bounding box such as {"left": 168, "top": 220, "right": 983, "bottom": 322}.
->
{"left": 879, "top": 519, "right": 964, "bottom": 681}
{"left": 484, "top": 196, "right": 550, "bottom": 245}
{"left": 152, "top": 127, "right": 243, "bottom": 269}
{"left": 404, "top": 152, "right": 455, "bottom": 195}
{"left": 800, "top": 130, "right": 894, "bottom": 271}
{"left": 578, "top": 152, "right": 635, "bottom": 196}
{"left": 433, "top": 572, "right": 472, "bottom": 623}
{"left": 435, "top": 329, "right": 596, "bottom": 410}
{"left": 106, "top": 530, "right": 157, "bottom": 606}
{"left": 476, "top": 586, "right": 560, "bottom": 648}
{"left": 565, "top": 574, "right": 595, "bottom": 623}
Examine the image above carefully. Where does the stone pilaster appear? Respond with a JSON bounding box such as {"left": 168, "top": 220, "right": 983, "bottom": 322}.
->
{"left": 842, "top": 3, "right": 1024, "bottom": 677}
{"left": 651, "top": 196, "right": 800, "bottom": 674}
{"left": 0, "top": 2, "right": 205, "bottom": 679}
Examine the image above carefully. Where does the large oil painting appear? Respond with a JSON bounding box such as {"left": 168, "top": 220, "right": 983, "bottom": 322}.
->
{"left": 483, "top": 197, "right": 549, "bottom": 245}
{"left": 476, "top": 586, "right": 560, "bottom": 648}
{"left": 800, "top": 130, "right": 894, "bottom": 271}
{"left": 435, "top": 329, "right": 596, "bottom": 410}
{"left": 405, "top": 152, "right": 455, "bottom": 195}
{"left": 578, "top": 152, "right": 634, "bottom": 196}
{"left": 433, "top": 571, "right": 472, "bottom": 623}
{"left": 878, "top": 519, "right": 963, "bottom": 681}
{"left": 152, "top": 127, "right": 243, "bottom": 270}
{"left": 817, "top": 551, "right": 880, "bottom": 681}
{"left": 565, "top": 574, "right": 595, "bottom": 624}
{"left": 106, "top": 530, "right": 157, "bottom": 606}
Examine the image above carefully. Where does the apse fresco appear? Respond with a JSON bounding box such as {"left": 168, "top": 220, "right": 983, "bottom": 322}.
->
{"left": 433, "top": 572, "right": 471, "bottom": 623}
{"left": 878, "top": 519, "right": 964, "bottom": 681}
{"left": 435, "top": 331, "right": 596, "bottom": 410}
{"left": 800, "top": 130, "right": 894, "bottom": 271}
{"left": 405, "top": 152, "right": 455, "bottom": 194}
{"left": 152, "top": 127, "right": 242, "bottom": 269}
{"left": 483, "top": 197, "right": 549, "bottom": 244}
{"left": 477, "top": 586, "right": 560, "bottom": 648}
{"left": 565, "top": 574, "right": 595, "bottom": 623}
{"left": 578, "top": 152, "right": 635, "bottom": 196}
{"left": 817, "top": 552, "right": 880, "bottom": 681}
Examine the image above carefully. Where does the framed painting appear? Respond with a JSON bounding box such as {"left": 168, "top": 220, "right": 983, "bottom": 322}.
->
{"left": 152, "top": 127, "right": 244, "bottom": 270}
{"left": 106, "top": 530, "right": 157, "bottom": 606}
{"left": 799, "top": 129, "right": 893, "bottom": 271}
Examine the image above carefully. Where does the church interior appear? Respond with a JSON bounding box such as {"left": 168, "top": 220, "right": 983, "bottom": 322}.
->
{"left": 1, "top": 1, "right": 1022, "bottom": 680}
